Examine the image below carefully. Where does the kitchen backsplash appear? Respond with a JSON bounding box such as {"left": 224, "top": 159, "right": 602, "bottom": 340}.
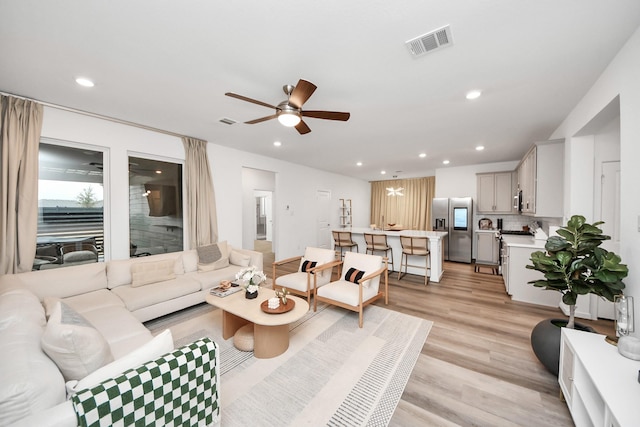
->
{"left": 472, "top": 213, "right": 562, "bottom": 234}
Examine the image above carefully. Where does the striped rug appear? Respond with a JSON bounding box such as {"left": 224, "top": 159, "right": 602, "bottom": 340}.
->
{"left": 146, "top": 302, "right": 432, "bottom": 427}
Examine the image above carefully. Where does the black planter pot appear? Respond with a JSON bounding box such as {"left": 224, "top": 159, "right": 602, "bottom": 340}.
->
{"left": 245, "top": 290, "right": 258, "bottom": 299}
{"left": 530, "top": 318, "right": 595, "bottom": 376}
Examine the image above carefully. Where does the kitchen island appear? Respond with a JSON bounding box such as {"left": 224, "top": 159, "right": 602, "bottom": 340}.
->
{"left": 339, "top": 228, "right": 448, "bottom": 283}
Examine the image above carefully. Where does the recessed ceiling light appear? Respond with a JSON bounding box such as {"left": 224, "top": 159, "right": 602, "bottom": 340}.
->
{"left": 466, "top": 90, "right": 481, "bottom": 100}
{"left": 442, "top": 160, "right": 450, "bottom": 165}
{"left": 476, "top": 145, "right": 485, "bottom": 151}
{"left": 356, "top": 161, "right": 362, "bottom": 166}
{"left": 273, "top": 141, "right": 282, "bottom": 147}
{"left": 419, "top": 153, "right": 427, "bottom": 158}
{"left": 381, "top": 170, "right": 386, "bottom": 175}
{"left": 75, "top": 77, "right": 95, "bottom": 87}
{"left": 155, "top": 170, "right": 162, "bottom": 174}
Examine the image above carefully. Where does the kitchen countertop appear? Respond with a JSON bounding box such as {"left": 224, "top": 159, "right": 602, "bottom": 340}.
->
{"left": 500, "top": 234, "right": 546, "bottom": 249}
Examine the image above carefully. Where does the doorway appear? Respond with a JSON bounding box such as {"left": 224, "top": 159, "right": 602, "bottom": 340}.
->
{"left": 316, "top": 190, "right": 332, "bottom": 249}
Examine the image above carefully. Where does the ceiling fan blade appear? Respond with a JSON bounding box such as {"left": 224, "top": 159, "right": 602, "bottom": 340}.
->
{"left": 225, "top": 92, "right": 277, "bottom": 110}
{"left": 289, "top": 79, "right": 317, "bottom": 109}
{"left": 295, "top": 120, "right": 311, "bottom": 135}
{"left": 245, "top": 114, "right": 278, "bottom": 124}
{"left": 302, "top": 110, "right": 351, "bottom": 121}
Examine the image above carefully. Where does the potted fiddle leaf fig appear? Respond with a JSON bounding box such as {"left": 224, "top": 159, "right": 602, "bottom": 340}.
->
{"left": 526, "top": 215, "right": 628, "bottom": 375}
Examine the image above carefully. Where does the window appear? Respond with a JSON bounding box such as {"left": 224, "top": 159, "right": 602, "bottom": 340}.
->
{"left": 35, "top": 141, "right": 105, "bottom": 270}
{"left": 129, "top": 156, "right": 183, "bottom": 257}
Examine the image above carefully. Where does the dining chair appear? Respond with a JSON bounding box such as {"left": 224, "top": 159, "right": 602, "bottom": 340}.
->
{"left": 363, "top": 233, "right": 394, "bottom": 271}
{"left": 314, "top": 251, "right": 388, "bottom": 328}
{"left": 398, "top": 235, "right": 430, "bottom": 286}
{"left": 332, "top": 230, "right": 359, "bottom": 260}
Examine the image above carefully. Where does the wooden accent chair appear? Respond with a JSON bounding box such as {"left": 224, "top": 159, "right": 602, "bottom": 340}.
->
{"left": 332, "top": 230, "right": 359, "bottom": 260}
{"left": 314, "top": 251, "right": 388, "bottom": 328}
{"left": 272, "top": 247, "right": 339, "bottom": 303}
{"left": 364, "top": 232, "right": 394, "bottom": 271}
{"left": 398, "top": 235, "right": 430, "bottom": 286}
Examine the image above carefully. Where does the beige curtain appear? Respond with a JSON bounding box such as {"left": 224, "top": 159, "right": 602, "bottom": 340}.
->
{"left": 370, "top": 176, "right": 435, "bottom": 230}
{"left": 182, "top": 137, "right": 218, "bottom": 248}
{"left": 0, "top": 95, "right": 43, "bottom": 274}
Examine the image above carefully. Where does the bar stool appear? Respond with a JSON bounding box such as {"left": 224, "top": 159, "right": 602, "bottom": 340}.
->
{"left": 398, "top": 235, "right": 430, "bottom": 286}
{"left": 332, "top": 230, "right": 359, "bottom": 260}
{"left": 364, "top": 233, "right": 394, "bottom": 271}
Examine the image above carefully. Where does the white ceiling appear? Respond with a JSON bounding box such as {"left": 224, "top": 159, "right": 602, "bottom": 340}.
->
{"left": 2, "top": 1, "right": 640, "bottom": 181}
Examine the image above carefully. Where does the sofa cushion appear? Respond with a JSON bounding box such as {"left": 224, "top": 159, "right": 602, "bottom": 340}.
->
{"left": 130, "top": 258, "right": 176, "bottom": 287}
{"left": 41, "top": 302, "right": 114, "bottom": 381}
{"left": 197, "top": 241, "right": 229, "bottom": 272}
{"left": 110, "top": 276, "right": 201, "bottom": 312}
{"left": 230, "top": 250, "right": 251, "bottom": 267}
{"left": 188, "top": 264, "right": 244, "bottom": 291}
{"left": 79, "top": 304, "right": 153, "bottom": 359}
{"left": 182, "top": 249, "right": 198, "bottom": 273}
{"left": 0, "top": 289, "right": 65, "bottom": 425}
{"left": 66, "top": 329, "right": 174, "bottom": 396}
{"left": 107, "top": 253, "right": 184, "bottom": 289}
{"left": 60, "top": 289, "right": 126, "bottom": 314}
{"left": 0, "top": 262, "right": 107, "bottom": 300}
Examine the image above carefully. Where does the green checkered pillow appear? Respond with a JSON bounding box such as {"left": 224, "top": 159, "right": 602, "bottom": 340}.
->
{"left": 71, "top": 338, "right": 219, "bottom": 427}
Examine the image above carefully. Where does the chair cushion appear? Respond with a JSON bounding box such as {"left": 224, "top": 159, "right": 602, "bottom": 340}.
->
{"left": 276, "top": 272, "right": 312, "bottom": 293}
{"left": 316, "top": 280, "right": 380, "bottom": 307}
{"left": 300, "top": 247, "right": 336, "bottom": 285}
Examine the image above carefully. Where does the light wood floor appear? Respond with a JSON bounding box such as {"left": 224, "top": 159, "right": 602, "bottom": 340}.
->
{"left": 373, "top": 261, "right": 615, "bottom": 427}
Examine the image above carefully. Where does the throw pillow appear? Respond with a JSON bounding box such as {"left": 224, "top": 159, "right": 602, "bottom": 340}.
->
{"left": 197, "top": 241, "right": 229, "bottom": 271}
{"left": 229, "top": 250, "right": 251, "bottom": 267}
{"left": 130, "top": 258, "right": 177, "bottom": 287}
{"left": 41, "top": 301, "right": 114, "bottom": 381}
{"left": 300, "top": 259, "right": 318, "bottom": 273}
{"left": 66, "top": 329, "right": 174, "bottom": 396}
{"left": 345, "top": 267, "right": 365, "bottom": 284}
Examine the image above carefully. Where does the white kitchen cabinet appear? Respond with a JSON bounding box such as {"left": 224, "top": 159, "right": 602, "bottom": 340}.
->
{"left": 560, "top": 328, "right": 640, "bottom": 427}
{"left": 477, "top": 172, "right": 513, "bottom": 213}
{"left": 517, "top": 140, "right": 564, "bottom": 217}
{"left": 500, "top": 236, "right": 561, "bottom": 307}
{"left": 475, "top": 231, "right": 499, "bottom": 265}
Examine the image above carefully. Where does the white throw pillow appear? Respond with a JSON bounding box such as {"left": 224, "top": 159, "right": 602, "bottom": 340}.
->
{"left": 66, "top": 329, "right": 174, "bottom": 397}
{"left": 230, "top": 250, "right": 251, "bottom": 267}
{"left": 130, "top": 258, "right": 177, "bottom": 287}
{"left": 41, "top": 301, "right": 114, "bottom": 381}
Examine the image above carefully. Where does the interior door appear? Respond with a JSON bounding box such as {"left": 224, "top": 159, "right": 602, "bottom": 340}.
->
{"left": 316, "top": 190, "right": 332, "bottom": 249}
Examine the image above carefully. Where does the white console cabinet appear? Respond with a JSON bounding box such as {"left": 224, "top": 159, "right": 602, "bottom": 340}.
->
{"left": 559, "top": 328, "right": 640, "bottom": 427}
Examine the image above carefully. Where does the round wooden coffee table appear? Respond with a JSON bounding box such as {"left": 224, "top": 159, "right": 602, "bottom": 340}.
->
{"left": 205, "top": 288, "right": 308, "bottom": 358}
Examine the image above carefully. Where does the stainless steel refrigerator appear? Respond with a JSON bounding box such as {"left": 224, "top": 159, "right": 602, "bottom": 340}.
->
{"left": 432, "top": 197, "right": 473, "bottom": 263}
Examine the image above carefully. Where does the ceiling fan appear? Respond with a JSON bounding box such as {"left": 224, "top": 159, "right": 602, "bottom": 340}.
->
{"left": 225, "top": 79, "right": 350, "bottom": 135}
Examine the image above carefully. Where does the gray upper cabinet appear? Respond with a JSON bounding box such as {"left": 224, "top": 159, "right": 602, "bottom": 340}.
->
{"left": 477, "top": 172, "right": 513, "bottom": 214}
{"left": 517, "top": 140, "right": 564, "bottom": 218}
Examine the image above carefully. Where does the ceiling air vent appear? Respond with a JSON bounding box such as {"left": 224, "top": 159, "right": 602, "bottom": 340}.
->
{"left": 406, "top": 25, "right": 453, "bottom": 58}
{"left": 219, "top": 117, "right": 237, "bottom": 125}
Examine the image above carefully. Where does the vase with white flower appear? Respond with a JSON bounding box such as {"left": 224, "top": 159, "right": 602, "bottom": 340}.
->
{"left": 236, "top": 266, "right": 266, "bottom": 299}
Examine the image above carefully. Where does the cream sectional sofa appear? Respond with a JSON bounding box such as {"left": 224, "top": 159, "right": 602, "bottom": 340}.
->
{"left": 0, "top": 244, "right": 262, "bottom": 426}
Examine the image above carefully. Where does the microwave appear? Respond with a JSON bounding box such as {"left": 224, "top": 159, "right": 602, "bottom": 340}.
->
{"left": 513, "top": 190, "right": 523, "bottom": 212}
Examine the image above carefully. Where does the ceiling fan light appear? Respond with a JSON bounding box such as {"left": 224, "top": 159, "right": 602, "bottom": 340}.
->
{"left": 278, "top": 111, "right": 301, "bottom": 127}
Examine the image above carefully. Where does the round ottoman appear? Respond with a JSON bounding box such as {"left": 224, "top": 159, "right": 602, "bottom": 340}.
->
{"left": 233, "top": 323, "right": 255, "bottom": 352}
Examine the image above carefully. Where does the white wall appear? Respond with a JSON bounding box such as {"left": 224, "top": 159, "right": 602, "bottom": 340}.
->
{"left": 41, "top": 108, "right": 370, "bottom": 262}
{"left": 435, "top": 160, "right": 519, "bottom": 200}
{"left": 551, "top": 26, "right": 640, "bottom": 336}
{"left": 209, "top": 143, "right": 370, "bottom": 259}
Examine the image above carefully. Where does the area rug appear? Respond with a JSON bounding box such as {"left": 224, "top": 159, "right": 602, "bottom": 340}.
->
{"left": 146, "top": 303, "right": 432, "bottom": 427}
